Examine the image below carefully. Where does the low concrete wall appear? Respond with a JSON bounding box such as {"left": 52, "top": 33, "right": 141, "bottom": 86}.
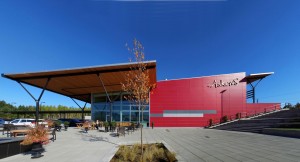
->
{"left": 262, "top": 128, "right": 300, "bottom": 138}
{"left": 0, "top": 138, "right": 32, "bottom": 159}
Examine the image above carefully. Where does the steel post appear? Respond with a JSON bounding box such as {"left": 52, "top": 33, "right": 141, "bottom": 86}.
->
{"left": 36, "top": 101, "right": 39, "bottom": 126}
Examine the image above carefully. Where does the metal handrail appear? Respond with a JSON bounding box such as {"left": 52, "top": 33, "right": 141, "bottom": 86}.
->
{"left": 207, "top": 104, "right": 282, "bottom": 127}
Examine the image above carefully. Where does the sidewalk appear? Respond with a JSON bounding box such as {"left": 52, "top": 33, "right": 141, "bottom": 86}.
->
{"left": 1, "top": 127, "right": 300, "bottom": 162}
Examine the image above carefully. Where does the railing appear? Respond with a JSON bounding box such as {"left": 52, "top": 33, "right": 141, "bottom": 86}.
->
{"left": 207, "top": 104, "right": 283, "bottom": 127}
{"left": 241, "top": 104, "right": 282, "bottom": 118}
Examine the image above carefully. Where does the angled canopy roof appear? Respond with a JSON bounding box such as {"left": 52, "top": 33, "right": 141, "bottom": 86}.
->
{"left": 243, "top": 72, "right": 274, "bottom": 84}
{"left": 2, "top": 61, "right": 157, "bottom": 103}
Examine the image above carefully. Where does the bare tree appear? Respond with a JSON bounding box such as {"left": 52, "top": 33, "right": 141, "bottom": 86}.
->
{"left": 122, "top": 39, "right": 154, "bottom": 160}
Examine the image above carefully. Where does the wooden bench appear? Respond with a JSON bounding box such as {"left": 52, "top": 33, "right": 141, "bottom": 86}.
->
{"left": 3, "top": 125, "right": 30, "bottom": 137}
{"left": 10, "top": 129, "right": 29, "bottom": 137}
{"left": 118, "top": 122, "right": 131, "bottom": 127}
{"left": 76, "top": 123, "right": 83, "bottom": 128}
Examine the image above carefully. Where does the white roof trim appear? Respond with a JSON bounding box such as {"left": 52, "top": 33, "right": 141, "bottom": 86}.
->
{"left": 249, "top": 72, "right": 274, "bottom": 76}
{"left": 158, "top": 72, "right": 245, "bottom": 82}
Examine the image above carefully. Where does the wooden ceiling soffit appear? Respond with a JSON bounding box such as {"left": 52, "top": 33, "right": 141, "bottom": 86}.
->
{"left": 9, "top": 65, "right": 156, "bottom": 80}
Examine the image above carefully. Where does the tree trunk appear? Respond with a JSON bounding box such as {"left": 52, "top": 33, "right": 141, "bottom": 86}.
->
{"left": 140, "top": 102, "right": 143, "bottom": 161}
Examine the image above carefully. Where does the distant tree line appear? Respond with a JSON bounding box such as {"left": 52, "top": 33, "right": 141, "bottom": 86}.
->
{"left": 0, "top": 100, "right": 91, "bottom": 119}
{"left": 283, "top": 102, "right": 300, "bottom": 109}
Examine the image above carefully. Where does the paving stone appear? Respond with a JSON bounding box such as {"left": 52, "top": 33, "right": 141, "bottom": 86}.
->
{"left": 1, "top": 127, "right": 300, "bottom": 162}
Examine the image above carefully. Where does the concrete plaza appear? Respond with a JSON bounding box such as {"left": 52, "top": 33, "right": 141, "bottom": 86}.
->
{"left": 1, "top": 127, "right": 300, "bottom": 162}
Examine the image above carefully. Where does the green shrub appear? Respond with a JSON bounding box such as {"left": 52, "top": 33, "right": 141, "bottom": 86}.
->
{"left": 104, "top": 121, "right": 109, "bottom": 127}
{"left": 222, "top": 115, "right": 228, "bottom": 123}
{"left": 111, "top": 121, "right": 116, "bottom": 127}
{"left": 64, "top": 121, "right": 70, "bottom": 126}
{"left": 209, "top": 119, "right": 213, "bottom": 126}
{"left": 54, "top": 120, "right": 62, "bottom": 126}
{"left": 235, "top": 113, "right": 240, "bottom": 119}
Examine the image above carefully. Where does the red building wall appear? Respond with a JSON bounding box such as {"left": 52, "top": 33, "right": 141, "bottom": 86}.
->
{"left": 150, "top": 72, "right": 247, "bottom": 127}
{"left": 150, "top": 72, "right": 279, "bottom": 127}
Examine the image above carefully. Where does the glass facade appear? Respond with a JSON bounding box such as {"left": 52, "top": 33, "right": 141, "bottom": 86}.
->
{"left": 91, "top": 92, "right": 149, "bottom": 125}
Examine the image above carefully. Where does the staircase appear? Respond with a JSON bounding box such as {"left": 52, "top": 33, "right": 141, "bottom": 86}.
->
{"left": 209, "top": 109, "right": 300, "bottom": 134}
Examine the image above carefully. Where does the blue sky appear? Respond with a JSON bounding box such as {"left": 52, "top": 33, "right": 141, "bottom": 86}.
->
{"left": 0, "top": 0, "right": 300, "bottom": 107}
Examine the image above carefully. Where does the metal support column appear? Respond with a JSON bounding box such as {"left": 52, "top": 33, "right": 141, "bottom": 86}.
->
{"left": 71, "top": 98, "right": 87, "bottom": 122}
{"left": 249, "top": 83, "right": 255, "bottom": 103}
{"left": 97, "top": 73, "right": 113, "bottom": 131}
{"left": 97, "top": 74, "right": 112, "bottom": 121}
{"left": 247, "top": 78, "right": 262, "bottom": 103}
{"left": 18, "top": 78, "right": 51, "bottom": 126}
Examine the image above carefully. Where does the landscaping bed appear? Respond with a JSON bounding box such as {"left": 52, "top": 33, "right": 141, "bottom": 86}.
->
{"left": 110, "top": 143, "right": 177, "bottom": 162}
{"left": 0, "top": 138, "right": 32, "bottom": 159}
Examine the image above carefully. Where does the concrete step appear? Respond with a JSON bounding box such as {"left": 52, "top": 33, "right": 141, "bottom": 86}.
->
{"left": 209, "top": 109, "right": 300, "bottom": 134}
{"left": 214, "top": 120, "right": 283, "bottom": 129}
{"left": 255, "top": 109, "right": 300, "bottom": 119}
{"left": 218, "top": 125, "right": 273, "bottom": 131}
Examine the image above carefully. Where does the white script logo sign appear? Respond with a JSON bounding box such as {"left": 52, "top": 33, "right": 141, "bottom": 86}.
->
{"left": 207, "top": 78, "right": 239, "bottom": 88}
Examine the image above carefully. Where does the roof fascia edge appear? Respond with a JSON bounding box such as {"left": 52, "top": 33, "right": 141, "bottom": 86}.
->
{"left": 3, "top": 65, "right": 156, "bottom": 80}
{"left": 3, "top": 60, "right": 156, "bottom": 76}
